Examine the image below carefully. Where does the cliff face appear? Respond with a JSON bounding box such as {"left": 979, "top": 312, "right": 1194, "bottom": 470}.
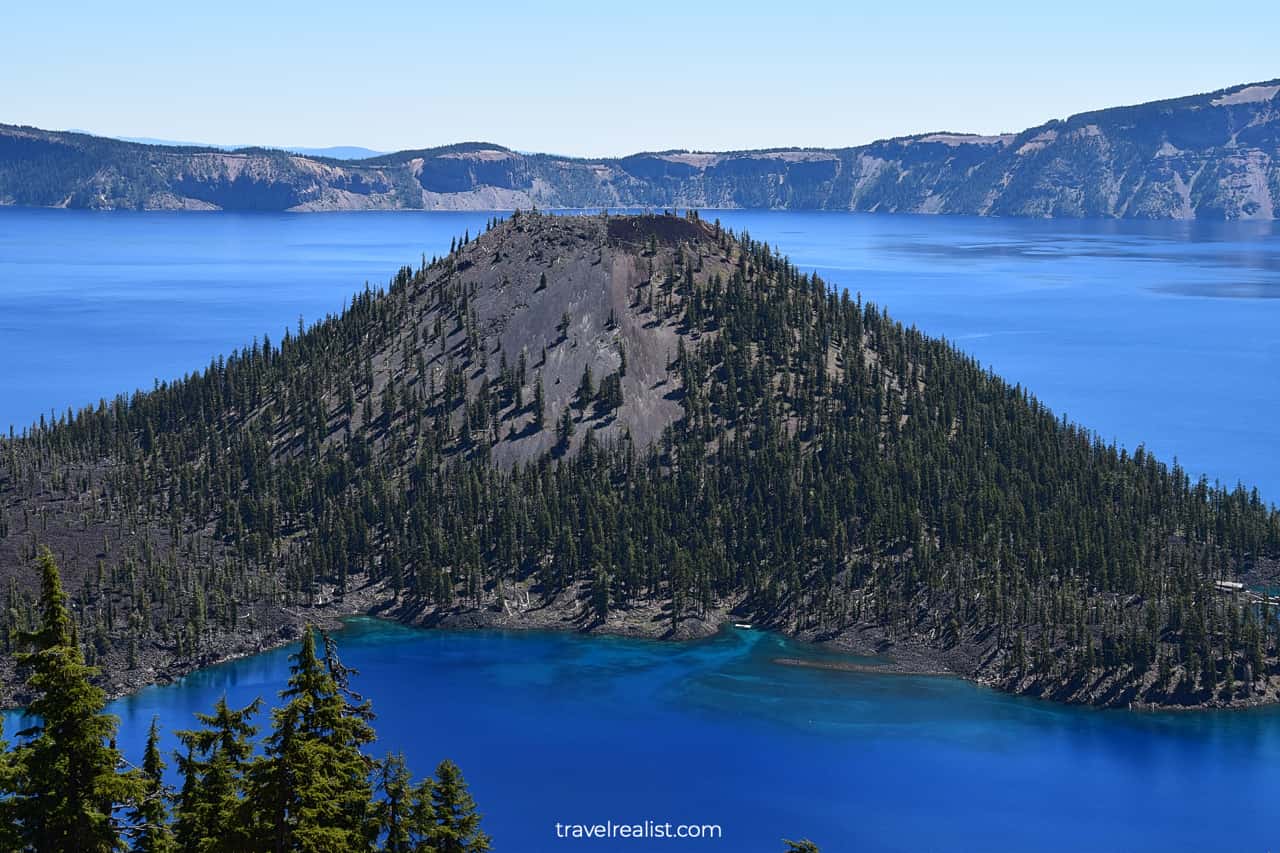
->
{"left": 3, "top": 80, "right": 1279, "bottom": 218}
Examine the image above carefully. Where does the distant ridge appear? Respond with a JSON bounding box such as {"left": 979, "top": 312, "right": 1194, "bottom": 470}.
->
{"left": 69, "top": 131, "right": 386, "bottom": 160}
{"left": 6, "top": 79, "right": 1280, "bottom": 218}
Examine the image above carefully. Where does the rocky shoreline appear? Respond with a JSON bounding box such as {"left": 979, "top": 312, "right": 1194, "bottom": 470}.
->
{"left": 0, "top": 576, "right": 390, "bottom": 711}
{"left": 5, "top": 573, "right": 1276, "bottom": 715}
{"left": 392, "top": 585, "right": 1280, "bottom": 714}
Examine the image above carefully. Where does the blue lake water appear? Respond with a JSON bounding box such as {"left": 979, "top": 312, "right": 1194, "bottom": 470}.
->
{"left": 3, "top": 208, "right": 1280, "bottom": 850}
{"left": 8, "top": 619, "right": 1279, "bottom": 852}
{"left": 1, "top": 208, "right": 1278, "bottom": 499}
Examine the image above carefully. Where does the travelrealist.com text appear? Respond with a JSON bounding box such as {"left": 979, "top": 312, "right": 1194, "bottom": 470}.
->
{"left": 555, "top": 821, "right": 724, "bottom": 840}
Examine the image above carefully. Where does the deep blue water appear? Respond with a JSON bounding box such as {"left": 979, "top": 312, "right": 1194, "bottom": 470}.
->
{"left": 3, "top": 208, "right": 1280, "bottom": 850}
{"left": 1, "top": 208, "right": 1278, "bottom": 499}
{"left": 8, "top": 619, "right": 1280, "bottom": 852}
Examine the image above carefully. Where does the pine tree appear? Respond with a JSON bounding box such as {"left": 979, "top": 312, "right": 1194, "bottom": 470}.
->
{"left": 783, "top": 840, "right": 820, "bottom": 853}
{"left": 591, "top": 567, "right": 611, "bottom": 622}
{"left": 174, "top": 696, "right": 260, "bottom": 853}
{"left": 130, "top": 716, "right": 176, "bottom": 853}
{"left": 0, "top": 719, "right": 18, "bottom": 852}
{"left": 375, "top": 752, "right": 435, "bottom": 853}
{"left": 375, "top": 753, "right": 413, "bottom": 853}
{"left": 576, "top": 365, "right": 595, "bottom": 411}
{"left": 251, "top": 626, "right": 377, "bottom": 853}
{"left": 596, "top": 372, "right": 623, "bottom": 414}
{"left": 429, "top": 759, "right": 490, "bottom": 853}
{"left": 534, "top": 374, "right": 546, "bottom": 430}
{"left": 11, "top": 547, "right": 139, "bottom": 852}
{"left": 556, "top": 407, "right": 575, "bottom": 450}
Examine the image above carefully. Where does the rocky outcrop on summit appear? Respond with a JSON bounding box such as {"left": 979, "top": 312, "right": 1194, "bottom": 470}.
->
{"left": 3, "top": 80, "right": 1278, "bottom": 218}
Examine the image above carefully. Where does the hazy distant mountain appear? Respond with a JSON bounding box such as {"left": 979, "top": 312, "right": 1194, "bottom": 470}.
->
{"left": 68, "top": 131, "right": 386, "bottom": 160}
{"left": 274, "top": 145, "right": 387, "bottom": 160}
{"left": 9, "top": 80, "right": 1280, "bottom": 218}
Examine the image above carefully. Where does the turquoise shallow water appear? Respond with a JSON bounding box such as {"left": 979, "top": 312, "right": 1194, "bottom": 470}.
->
{"left": 8, "top": 619, "right": 1279, "bottom": 852}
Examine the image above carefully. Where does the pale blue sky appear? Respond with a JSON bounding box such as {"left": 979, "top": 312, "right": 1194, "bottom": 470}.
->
{"left": 3, "top": 1, "right": 1276, "bottom": 157}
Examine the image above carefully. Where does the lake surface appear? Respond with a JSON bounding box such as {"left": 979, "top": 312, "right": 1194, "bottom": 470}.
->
{"left": 3, "top": 208, "right": 1280, "bottom": 850}
{"left": 1, "top": 208, "right": 1278, "bottom": 499}
{"left": 8, "top": 619, "right": 1279, "bottom": 852}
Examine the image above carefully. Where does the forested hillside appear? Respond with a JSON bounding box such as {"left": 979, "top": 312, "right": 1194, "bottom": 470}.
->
{"left": 2, "top": 212, "right": 1278, "bottom": 710}
{"left": 2, "top": 79, "right": 1279, "bottom": 217}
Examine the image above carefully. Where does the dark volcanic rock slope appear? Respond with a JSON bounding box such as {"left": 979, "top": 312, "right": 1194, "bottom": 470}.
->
{"left": 411, "top": 215, "right": 692, "bottom": 465}
{"left": 2, "top": 213, "right": 1279, "bottom": 712}
{"left": 3, "top": 80, "right": 1280, "bottom": 218}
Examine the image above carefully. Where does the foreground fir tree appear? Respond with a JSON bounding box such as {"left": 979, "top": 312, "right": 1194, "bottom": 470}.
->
{"left": 0, "top": 554, "right": 488, "bottom": 850}
{"left": 174, "top": 696, "right": 261, "bottom": 852}
{"left": 250, "top": 626, "right": 378, "bottom": 852}
{"left": 783, "top": 840, "right": 820, "bottom": 853}
{"left": 374, "top": 752, "right": 436, "bottom": 852}
{"left": 0, "top": 719, "right": 17, "bottom": 852}
{"left": 427, "top": 759, "right": 490, "bottom": 853}
{"left": 9, "top": 547, "right": 140, "bottom": 852}
{"left": 374, "top": 753, "right": 416, "bottom": 852}
{"left": 130, "top": 717, "right": 176, "bottom": 853}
